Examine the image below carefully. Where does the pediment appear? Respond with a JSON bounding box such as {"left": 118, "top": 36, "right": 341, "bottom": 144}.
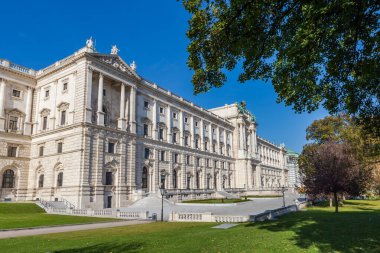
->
{"left": 90, "top": 53, "right": 141, "bottom": 80}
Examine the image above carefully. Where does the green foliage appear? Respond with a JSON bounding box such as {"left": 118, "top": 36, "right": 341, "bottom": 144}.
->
{"left": 0, "top": 203, "right": 116, "bottom": 229}
{"left": 182, "top": 0, "right": 380, "bottom": 123}
{"left": 1, "top": 200, "right": 380, "bottom": 252}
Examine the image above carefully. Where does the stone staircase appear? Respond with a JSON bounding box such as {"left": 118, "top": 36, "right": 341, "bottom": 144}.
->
{"left": 39, "top": 198, "right": 75, "bottom": 210}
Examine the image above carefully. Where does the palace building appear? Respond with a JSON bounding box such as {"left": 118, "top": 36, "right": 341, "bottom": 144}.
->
{"left": 0, "top": 39, "right": 290, "bottom": 209}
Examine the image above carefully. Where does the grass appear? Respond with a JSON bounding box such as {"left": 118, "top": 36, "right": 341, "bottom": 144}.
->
{"left": 0, "top": 203, "right": 117, "bottom": 229}
{"left": 182, "top": 198, "right": 249, "bottom": 204}
{"left": 245, "top": 195, "right": 282, "bottom": 198}
{"left": 1, "top": 200, "right": 380, "bottom": 252}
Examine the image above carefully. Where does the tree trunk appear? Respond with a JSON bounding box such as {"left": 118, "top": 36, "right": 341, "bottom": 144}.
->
{"left": 334, "top": 192, "right": 339, "bottom": 213}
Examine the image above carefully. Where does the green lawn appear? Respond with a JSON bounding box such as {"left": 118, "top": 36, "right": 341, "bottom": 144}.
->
{"left": 0, "top": 203, "right": 117, "bottom": 229}
{"left": 182, "top": 198, "right": 249, "bottom": 204}
{"left": 1, "top": 200, "right": 380, "bottom": 252}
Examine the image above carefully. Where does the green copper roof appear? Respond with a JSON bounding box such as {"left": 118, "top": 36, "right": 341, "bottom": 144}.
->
{"left": 235, "top": 102, "right": 257, "bottom": 122}
{"left": 286, "top": 149, "right": 299, "bottom": 155}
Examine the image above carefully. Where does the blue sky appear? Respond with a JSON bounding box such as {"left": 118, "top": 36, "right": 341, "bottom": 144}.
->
{"left": 1, "top": 0, "right": 328, "bottom": 152}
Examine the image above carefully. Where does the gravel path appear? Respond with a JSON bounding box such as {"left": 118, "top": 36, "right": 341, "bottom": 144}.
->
{"left": 0, "top": 220, "right": 150, "bottom": 239}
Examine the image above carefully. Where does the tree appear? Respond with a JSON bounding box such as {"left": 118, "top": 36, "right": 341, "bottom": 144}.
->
{"left": 182, "top": 0, "right": 380, "bottom": 128}
{"left": 305, "top": 115, "right": 379, "bottom": 196}
{"left": 299, "top": 142, "right": 371, "bottom": 213}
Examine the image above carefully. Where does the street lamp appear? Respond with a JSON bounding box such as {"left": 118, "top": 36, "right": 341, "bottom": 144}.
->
{"left": 160, "top": 181, "right": 165, "bottom": 222}
{"left": 280, "top": 186, "right": 287, "bottom": 207}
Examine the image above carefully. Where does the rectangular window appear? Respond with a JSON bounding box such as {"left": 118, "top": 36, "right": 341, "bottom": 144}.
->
{"left": 174, "top": 153, "right": 178, "bottom": 163}
{"left": 206, "top": 159, "right": 209, "bottom": 167}
{"left": 172, "top": 132, "right": 177, "bottom": 143}
{"left": 144, "top": 101, "right": 149, "bottom": 109}
{"left": 9, "top": 116, "right": 18, "bottom": 131}
{"left": 105, "top": 172, "right": 113, "bottom": 185}
{"left": 143, "top": 124, "right": 149, "bottom": 136}
{"left": 39, "top": 146, "right": 44, "bottom": 157}
{"left": 195, "top": 139, "right": 199, "bottom": 149}
{"left": 144, "top": 148, "right": 150, "bottom": 159}
{"left": 213, "top": 144, "right": 216, "bottom": 153}
{"left": 159, "top": 128, "right": 164, "bottom": 140}
{"left": 160, "top": 150, "right": 165, "bottom": 161}
{"left": 108, "top": 142, "right": 115, "bottom": 154}
{"left": 159, "top": 107, "right": 164, "bottom": 114}
{"left": 42, "top": 116, "right": 48, "bottom": 130}
{"left": 7, "top": 146, "right": 17, "bottom": 157}
{"left": 186, "top": 155, "right": 190, "bottom": 165}
{"left": 45, "top": 89, "right": 50, "bottom": 98}
{"left": 214, "top": 161, "right": 217, "bottom": 168}
{"left": 185, "top": 136, "right": 189, "bottom": 146}
{"left": 12, "top": 89, "right": 21, "bottom": 98}
{"left": 205, "top": 141, "right": 208, "bottom": 151}
{"left": 196, "top": 157, "right": 200, "bottom": 166}
{"left": 172, "top": 112, "right": 177, "bottom": 119}
{"left": 60, "top": 110, "right": 66, "bottom": 125}
{"left": 63, "top": 82, "right": 68, "bottom": 91}
{"left": 103, "top": 89, "right": 106, "bottom": 96}
{"left": 57, "top": 142, "right": 63, "bottom": 154}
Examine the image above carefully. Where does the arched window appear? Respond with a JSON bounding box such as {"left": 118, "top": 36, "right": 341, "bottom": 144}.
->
{"left": 57, "top": 172, "right": 63, "bottom": 187}
{"left": 38, "top": 174, "right": 44, "bottom": 188}
{"left": 142, "top": 167, "right": 148, "bottom": 189}
{"left": 207, "top": 174, "right": 211, "bottom": 189}
{"left": 2, "top": 169, "right": 15, "bottom": 188}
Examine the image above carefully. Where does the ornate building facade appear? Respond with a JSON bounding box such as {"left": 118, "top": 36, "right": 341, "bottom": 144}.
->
{"left": 0, "top": 39, "right": 289, "bottom": 209}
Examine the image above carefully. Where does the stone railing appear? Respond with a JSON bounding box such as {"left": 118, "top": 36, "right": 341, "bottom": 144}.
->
{"left": 169, "top": 212, "right": 249, "bottom": 222}
{"left": 46, "top": 207, "right": 149, "bottom": 220}
{"left": 165, "top": 189, "right": 215, "bottom": 196}
{"left": 0, "top": 59, "right": 36, "bottom": 75}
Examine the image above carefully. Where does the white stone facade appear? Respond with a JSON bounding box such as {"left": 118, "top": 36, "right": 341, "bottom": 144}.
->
{"left": 0, "top": 41, "right": 289, "bottom": 209}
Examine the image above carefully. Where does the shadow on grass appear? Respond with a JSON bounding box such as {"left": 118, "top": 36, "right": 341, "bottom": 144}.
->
{"left": 54, "top": 242, "right": 144, "bottom": 253}
{"left": 247, "top": 208, "right": 380, "bottom": 252}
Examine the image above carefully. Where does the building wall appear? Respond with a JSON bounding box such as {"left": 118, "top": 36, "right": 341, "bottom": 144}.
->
{"left": 0, "top": 42, "right": 292, "bottom": 209}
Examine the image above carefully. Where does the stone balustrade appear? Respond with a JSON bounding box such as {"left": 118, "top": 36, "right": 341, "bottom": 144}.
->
{"left": 169, "top": 212, "right": 249, "bottom": 222}
{"left": 45, "top": 207, "right": 148, "bottom": 220}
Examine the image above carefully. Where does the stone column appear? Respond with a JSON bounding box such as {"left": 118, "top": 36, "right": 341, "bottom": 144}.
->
{"left": 179, "top": 111, "right": 184, "bottom": 146}
{"left": 190, "top": 116, "right": 194, "bottom": 148}
{"left": 24, "top": 87, "right": 33, "bottom": 134}
{"left": 256, "top": 164, "right": 262, "bottom": 188}
{"left": 238, "top": 123, "right": 242, "bottom": 149}
{"left": 118, "top": 83, "right": 126, "bottom": 130}
{"left": 200, "top": 119, "right": 204, "bottom": 150}
{"left": 152, "top": 99, "right": 157, "bottom": 140}
{"left": 85, "top": 67, "right": 93, "bottom": 123}
{"left": 33, "top": 88, "right": 41, "bottom": 134}
{"left": 129, "top": 86, "right": 137, "bottom": 134}
{"left": 0, "top": 78, "right": 6, "bottom": 131}
{"left": 166, "top": 105, "right": 171, "bottom": 141}
{"left": 96, "top": 73, "right": 104, "bottom": 126}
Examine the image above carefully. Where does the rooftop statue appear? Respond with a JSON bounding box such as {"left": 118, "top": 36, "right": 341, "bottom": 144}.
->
{"left": 111, "top": 45, "right": 119, "bottom": 55}
{"left": 86, "top": 37, "right": 94, "bottom": 49}
{"left": 236, "top": 101, "right": 257, "bottom": 123}
{"left": 130, "top": 61, "right": 137, "bottom": 71}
